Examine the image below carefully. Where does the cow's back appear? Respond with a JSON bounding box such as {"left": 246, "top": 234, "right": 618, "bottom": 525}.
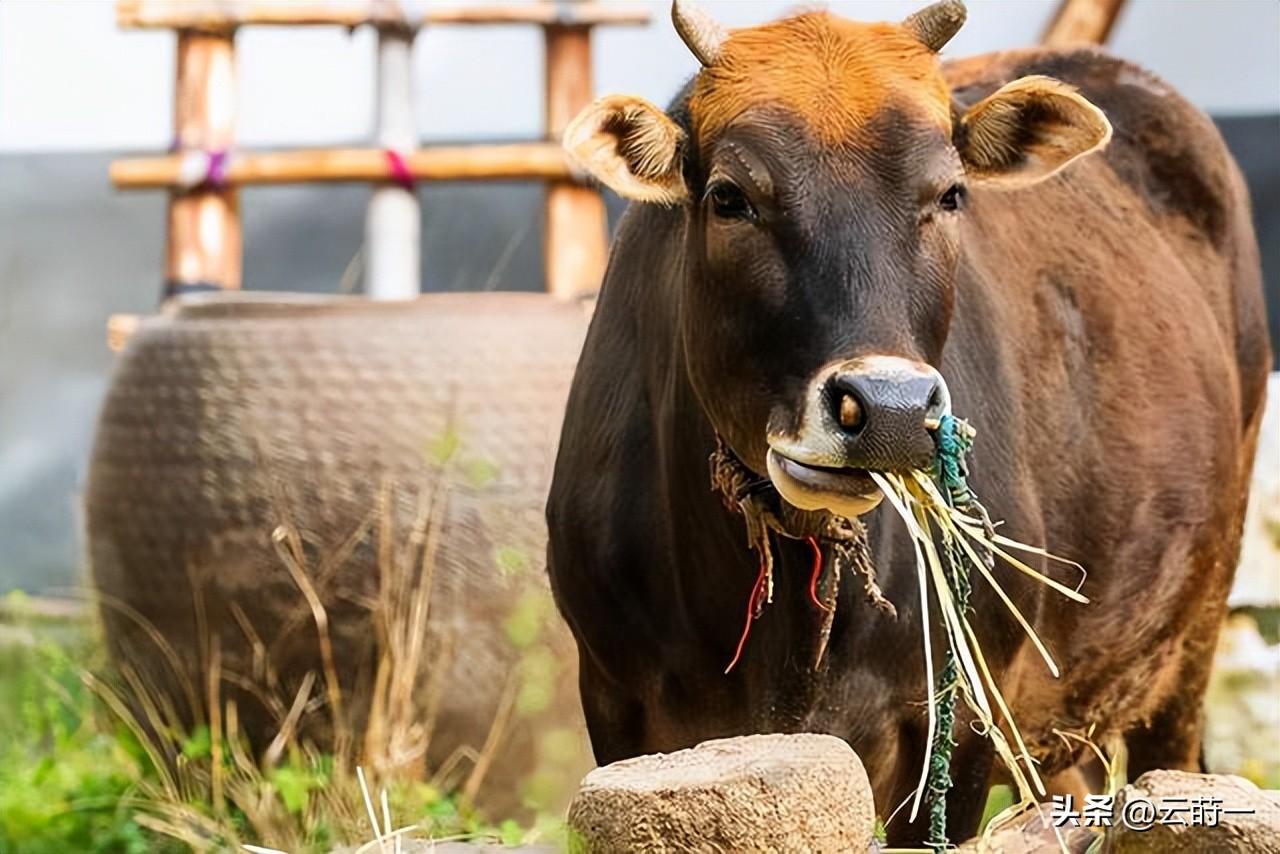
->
{"left": 941, "top": 47, "right": 1270, "bottom": 764}
{"left": 947, "top": 46, "right": 1270, "bottom": 416}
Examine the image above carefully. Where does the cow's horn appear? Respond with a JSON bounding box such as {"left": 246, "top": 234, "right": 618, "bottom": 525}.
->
{"left": 672, "top": 0, "right": 726, "bottom": 67}
{"left": 902, "top": 0, "right": 967, "bottom": 52}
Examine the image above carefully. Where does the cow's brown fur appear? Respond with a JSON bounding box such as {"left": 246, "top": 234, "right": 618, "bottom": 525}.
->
{"left": 947, "top": 45, "right": 1272, "bottom": 781}
{"left": 692, "top": 13, "right": 952, "bottom": 144}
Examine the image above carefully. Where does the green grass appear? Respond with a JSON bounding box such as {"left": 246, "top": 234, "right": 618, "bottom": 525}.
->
{"left": 977, "top": 784, "right": 1015, "bottom": 834}
{"left": 0, "top": 605, "right": 554, "bottom": 853}
{"left": 0, "top": 624, "right": 172, "bottom": 854}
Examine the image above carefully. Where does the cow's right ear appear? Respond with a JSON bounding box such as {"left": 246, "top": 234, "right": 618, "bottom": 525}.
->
{"left": 954, "top": 76, "right": 1111, "bottom": 188}
{"left": 563, "top": 95, "right": 690, "bottom": 205}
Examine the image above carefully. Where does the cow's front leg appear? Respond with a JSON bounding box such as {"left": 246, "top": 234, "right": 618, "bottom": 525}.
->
{"left": 577, "top": 652, "right": 649, "bottom": 765}
{"left": 946, "top": 731, "right": 997, "bottom": 842}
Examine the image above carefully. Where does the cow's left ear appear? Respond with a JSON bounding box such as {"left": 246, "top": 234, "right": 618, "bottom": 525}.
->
{"left": 563, "top": 95, "right": 689, "bottom": 205}
{"left": 955, "top": 75, "right": 1111, "bottom": 188}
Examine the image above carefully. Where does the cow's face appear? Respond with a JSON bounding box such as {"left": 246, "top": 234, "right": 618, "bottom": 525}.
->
{"left": 566, "top": 0, "right": 1109, "bottom": 518}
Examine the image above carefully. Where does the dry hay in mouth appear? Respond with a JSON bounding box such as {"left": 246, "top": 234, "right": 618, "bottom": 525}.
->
{"left": 870, "top": 434, "right": 1088, "bottom": 844}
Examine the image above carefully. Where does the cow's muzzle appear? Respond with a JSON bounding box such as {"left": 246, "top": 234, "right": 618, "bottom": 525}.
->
{"left": 766, "top": 356, "right": 950, "bottom": 517}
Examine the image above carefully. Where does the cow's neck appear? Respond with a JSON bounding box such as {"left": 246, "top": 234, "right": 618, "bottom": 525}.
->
{"left": 653, "top": 344, "right": 848, "bottom": 693}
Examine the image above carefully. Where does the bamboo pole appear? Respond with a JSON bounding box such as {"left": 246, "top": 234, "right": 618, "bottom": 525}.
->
{"left": 166, "top": 31, "right": 240, "bottom": 295}
{"left": 543, "top": 21, "right": 608, "bottom": 299}
{"left": 111, "top": 143, "right": 574, "bottom": 188}
{"left": 118, "top": 0, "right": 648, "bottom": 30}
{"left": 365, "top": 24, "right": 420, "bottom": 300}
{"left": 1042, "top": 0, "right": 1127, "bottom": 46}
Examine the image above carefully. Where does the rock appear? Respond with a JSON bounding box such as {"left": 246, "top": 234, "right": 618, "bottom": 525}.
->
{"left": 567, "top": 733, "right": 875, "bottom": 853}
{"left": 332, "top": 842, "right": 555, "bottom": 853}
{"left": 957, "top": 808, "right": 1097, "bottom": 853}
{"left": 1103, "top": 770, "right": 1280, "bottom": 853}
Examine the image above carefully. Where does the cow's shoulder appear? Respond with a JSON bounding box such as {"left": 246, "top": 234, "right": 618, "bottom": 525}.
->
{"left": 945, "top": 47, "right": 1241, "bottom": 250}
{"left": 944, "top": 46, "right": 1189, "bottom": 120}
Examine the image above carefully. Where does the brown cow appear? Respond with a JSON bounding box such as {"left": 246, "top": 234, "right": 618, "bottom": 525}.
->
{"left": 546, "top": 0, "right": 1270, "bottom": 844}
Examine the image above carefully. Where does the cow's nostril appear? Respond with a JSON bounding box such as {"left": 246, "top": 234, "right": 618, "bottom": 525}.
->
{"left": 826, "top": 374, "right": 870, "bottom": 436}
{"left": 838, "top": 393, "right": 863, "bottom": 430}
{"left": 829, "top": 386, "right": 870, "bottom": 440}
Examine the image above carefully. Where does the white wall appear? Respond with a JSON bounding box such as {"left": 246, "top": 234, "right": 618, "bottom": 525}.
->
{"left": 1, "top": 0, "right": 1277, "bottom": 152}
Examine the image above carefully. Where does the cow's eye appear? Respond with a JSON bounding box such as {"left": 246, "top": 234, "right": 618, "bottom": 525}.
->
{"left": 706, "top": 181, "right": 757, "bottom": 222}
{"left": 938, "top": 183, "right": 967, "bottom": 213}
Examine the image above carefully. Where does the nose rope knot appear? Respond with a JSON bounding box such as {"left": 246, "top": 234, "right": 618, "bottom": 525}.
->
{"left": 932, "top": 412, "right": 978, "bottom": 505}
{"left": 708, "top": 435, "right": 894, "bottom": 675}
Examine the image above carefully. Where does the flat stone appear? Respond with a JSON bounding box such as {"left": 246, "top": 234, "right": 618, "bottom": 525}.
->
{"left": 957, "top": 808, "right": 1097, "bottom": 853}
{"left": 331, "top": 842, "right": 555, "bottom": 853}
{"left": 567, "top": 733, "right": 875, "bottom": 853}
{"left": 1103, "top": 770, "right": 1280, "bottom": 853}
{"left": 343, "top": 844, "right": 554, "bottom": 853}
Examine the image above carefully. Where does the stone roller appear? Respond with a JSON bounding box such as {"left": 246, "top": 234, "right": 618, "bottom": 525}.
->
{"left": 568, "top": 733, "right": 878, "bottom": 853}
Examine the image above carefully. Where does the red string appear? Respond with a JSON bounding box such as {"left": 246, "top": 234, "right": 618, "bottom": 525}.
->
{"left": 384, "top": 149, "right": 415, "bottom": 191}
{"left": 724, "top": 548, "right": 769, "bottom": 674}
{"left": 726, "top": 535, "right": 833, "bottom": 673}
{"left": 807, "top": 536, "right": 832, "bottom": 612}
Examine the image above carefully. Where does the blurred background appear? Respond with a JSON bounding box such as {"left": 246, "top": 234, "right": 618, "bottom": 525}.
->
{"left": 1, "top": 0, "right": 1278, "bottom": 594}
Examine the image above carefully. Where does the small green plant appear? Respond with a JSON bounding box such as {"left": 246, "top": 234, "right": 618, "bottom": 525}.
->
{"left": 0, "top": 623, "right": 178, "bottom": 854}
{"left": 976, "top": 785, "right": 1014, "bottom": 834}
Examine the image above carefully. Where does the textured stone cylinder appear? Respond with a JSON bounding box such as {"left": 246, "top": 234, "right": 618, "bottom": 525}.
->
{"left": 568, "top": 733, "right": 876, "bottom": 853}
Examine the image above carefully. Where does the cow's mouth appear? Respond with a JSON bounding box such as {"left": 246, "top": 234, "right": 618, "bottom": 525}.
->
{"left": 766, "top": 449, "right": 885, "bottom": 518}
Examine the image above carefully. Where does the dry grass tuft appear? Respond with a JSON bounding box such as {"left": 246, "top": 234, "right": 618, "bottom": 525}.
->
{"left": 85, "top": 476, "right": 541, "bottom": 853}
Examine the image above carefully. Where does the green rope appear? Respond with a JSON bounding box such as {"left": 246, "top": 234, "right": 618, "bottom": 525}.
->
{"left": 926, "top": 414, "right": 982, "bottom": 852}
{"left": 932, "top": 413, "right": 976, "bottom": 506}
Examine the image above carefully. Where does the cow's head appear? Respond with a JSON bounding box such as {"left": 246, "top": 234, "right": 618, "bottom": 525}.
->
{"left": 565, "top": 0, "right": 1110, "bottom": 517}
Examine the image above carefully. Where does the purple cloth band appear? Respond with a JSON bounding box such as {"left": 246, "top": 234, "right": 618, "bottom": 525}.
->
{"left": 205, "top": 149, "right": 229, "bottom": 188}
